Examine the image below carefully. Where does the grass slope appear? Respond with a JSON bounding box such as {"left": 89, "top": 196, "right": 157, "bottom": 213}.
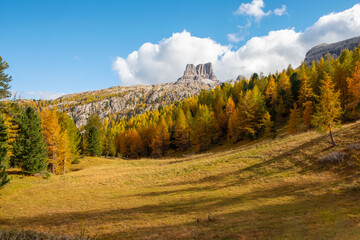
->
{"left": 1, "top": 121, "right": 360, "bottom": 239}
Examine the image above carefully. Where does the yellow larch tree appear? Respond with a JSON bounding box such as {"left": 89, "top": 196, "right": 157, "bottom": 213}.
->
{"left": 303, "top": 101, "right": 313, "bottom": 128}
{"left": 41, "top": 109, "right": 62, "bottom": 174}
{"left": 287, "top": 103, "right": 301, "bottom": 135}
{"left": 265, "top": 75, "right": 278, "bottom": 106}
{"left": 312, "top": 73, "right": 343, "bottom": 146}
{"left": 346, "top": 61, "right": 360, "bottom": 119}
{"left": 298, "top": 74, "right": 314, "bottom": 107}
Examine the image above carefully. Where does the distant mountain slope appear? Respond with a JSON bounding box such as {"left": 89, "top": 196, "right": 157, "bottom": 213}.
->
{"left": 52, "top": 63, "right": 221, "bottom": 127}
{"left": 304, "top": 36, "right": 360, "bottom": 64}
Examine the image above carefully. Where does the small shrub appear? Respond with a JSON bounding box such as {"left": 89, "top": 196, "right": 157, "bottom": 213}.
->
{"left": 43, "top": 171, "right": 51, "bottom": 180}
{"left": 347, "top": 143, "right": 360, "bottom": 151}
{"left": 72, "top": 159, "right": 81, "bottom": 164}
{"left": 319, "top": 151, "right": 346, "bottom": 164}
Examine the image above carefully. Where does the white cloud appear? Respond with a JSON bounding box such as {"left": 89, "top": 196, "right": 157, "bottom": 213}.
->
{"left": 238, "top": 19, "right": 252, "bottom": 29}
{"left": 300, "top": 3, "right": 360, "bottom": 46}
{"left": 274, "top": 5, "right": 287, "bottom": 16}
{"left": 113, "top": 4, "right": 360, "bottom": 84}
{"left": 230, "top": 1, "right": 287, "bottom": 43}
{"left": 235, "top": 0, "right": 271, "bottom": 21}
{"left": 228, "top": 20, "right": 252, "bottom": 43}
{"left": 113, "top": 31, "right": 229, "bottom": 85}
{"left": 227, "top": 33, "right": 244, "bottom": 43}
{"left": 25, "top": 91, "right": 65, "bottom": 100}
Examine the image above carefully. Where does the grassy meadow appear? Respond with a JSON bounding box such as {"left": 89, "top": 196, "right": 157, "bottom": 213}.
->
{"left": 1, "top": 121, "right": 360, "bottom": 239}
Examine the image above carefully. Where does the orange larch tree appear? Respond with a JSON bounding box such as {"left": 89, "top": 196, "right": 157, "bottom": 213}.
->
{"left": 346, "top": 61, "right": 360, "bottom": 119}
{"left": 312, "top": 73, "right": 343, "bottom": 146}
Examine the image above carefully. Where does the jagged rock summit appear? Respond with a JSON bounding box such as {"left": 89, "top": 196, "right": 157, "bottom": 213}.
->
{"left": 176, "top": 63, "right": 220, "bottom": 87}
{"left": 304, "top": 36, "right": 360, "bottom": 64}
{"left": 180, "top": 62, "right": 217, "bottom": 81}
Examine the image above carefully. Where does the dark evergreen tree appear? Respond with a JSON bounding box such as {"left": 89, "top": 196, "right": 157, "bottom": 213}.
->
{"left": 86, "top": 126, "right": 101, "bottom": 156}
{"left": 290, "top": 72, "right": 301, "bottom": 101}
{"left": 0, "top": 113, "right": 9, "bottom": 186}
{"left": 83, "top": 114, "right": 103, "bottom": 153}
{"left": 0, "top": 56, "right": 12, "bottom": 185}
{"left": 0, "top": 57, "right": 12, "bottom": 99}
{"left": 13, "top": 107, "right": 47, "bottom": 174}
{"left": 248, "top": 73, "right": 259, "bottom": 90}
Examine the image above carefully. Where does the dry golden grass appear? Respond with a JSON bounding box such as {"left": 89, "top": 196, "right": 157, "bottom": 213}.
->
{"left": 1, "top": 121, "right": 360, "bottom": 239}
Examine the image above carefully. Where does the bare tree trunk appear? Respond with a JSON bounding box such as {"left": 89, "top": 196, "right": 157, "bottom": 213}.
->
{"left": 52, "top": 150, "right": 55, "bottom": 174}
{"left": 63, "top": 157, "right": 65, "bottom": 175}
{"left": 329, "top": 129, "right": 337, "bottom": 146}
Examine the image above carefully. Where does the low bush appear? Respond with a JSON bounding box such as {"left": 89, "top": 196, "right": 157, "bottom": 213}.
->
{"left": 319, "top": 151, "right": 346, "bottom": 164}
{"left": 72, "top": 159, "right": 81, "bottom": 164}
{"left": 0, "top": 229, "right": 93, "bottom": 240}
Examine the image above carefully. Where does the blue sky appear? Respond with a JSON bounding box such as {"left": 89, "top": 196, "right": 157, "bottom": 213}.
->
{"left": 1, "top": 0, "right": 360, "bottom": 99}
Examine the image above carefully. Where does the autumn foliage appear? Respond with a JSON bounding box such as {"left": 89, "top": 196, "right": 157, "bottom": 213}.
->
{"left": 2, "top": 45, "right": 360, "bottom": 166}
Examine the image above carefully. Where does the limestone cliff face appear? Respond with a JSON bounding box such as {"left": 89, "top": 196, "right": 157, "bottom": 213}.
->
{"left": 304, "top": 36, "right": 360, "bottom": 64}
{"left": 179, "top": 62, "right": 217, "bottom": 81}
{"left": 52, "top": 63, "right": 221, "bottom": 127}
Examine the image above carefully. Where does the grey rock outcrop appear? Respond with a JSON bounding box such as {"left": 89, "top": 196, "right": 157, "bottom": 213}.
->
{"left": 304, "top": 36, "right": 360, "bottom": 64}
{"left": 177, "top": 63, "right": 218, "bottom": 81}
{"left": 52, "top": 63, "right": 221, "bottom": 127}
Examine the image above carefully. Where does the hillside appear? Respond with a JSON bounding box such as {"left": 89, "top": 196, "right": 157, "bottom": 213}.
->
{"left": 1, "top": 120, "right": 360, "bottom": 239}
{"left": 44, "top": 63, "right": 220, "bottom": 127}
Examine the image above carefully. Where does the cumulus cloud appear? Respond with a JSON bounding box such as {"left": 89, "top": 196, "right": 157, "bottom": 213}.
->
{"left": 300, "top": 4, "right": 360, "bottom": 46}
{"left": 235, "top": 0, "right": 271, "bottom": 21}
{"left": 274, "top": 5, "right": 287, "bottom": 16}
{"left": 113, "top": 31, "right": 229, "bottom": 85}
{"left": 25, "top": 91, "right": 65, "bottom": 100}
{"left": 113, "top": 4, "right": 360, "bottom": 84}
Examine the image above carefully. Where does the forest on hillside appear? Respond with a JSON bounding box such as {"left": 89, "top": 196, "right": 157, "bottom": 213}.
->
{"left": 0, "top": 45, "right": 360, "bottom": 184}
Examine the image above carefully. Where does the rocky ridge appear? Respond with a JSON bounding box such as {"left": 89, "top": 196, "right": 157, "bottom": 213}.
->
{"left": 52, "top": 63, "right": 221, "bottom": 127}
{"left": 304, "top": 36, "right": 360, "bottom": 64}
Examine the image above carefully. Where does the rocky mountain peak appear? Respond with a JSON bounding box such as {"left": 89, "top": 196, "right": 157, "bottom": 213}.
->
{"left": 179, "top": 62, "right": 217, "bottom": 81}
{"left": 304, "top": 36, "right": 360, "bottom": 64}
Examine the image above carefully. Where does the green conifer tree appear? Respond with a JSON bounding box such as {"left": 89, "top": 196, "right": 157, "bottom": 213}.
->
{"left": 0, "top": 57, "right": 12, "bottom": 99}
{"left": 0, "top": 113, "right": 9, "bottom": 186}
{"left": 86, "top": 126, "right": 101, "bottom": 156}
{"left": 13, "top": 107, "right": 47, "bottom": 174}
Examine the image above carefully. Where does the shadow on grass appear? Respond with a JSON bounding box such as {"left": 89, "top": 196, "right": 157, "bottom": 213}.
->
{"left": 3, "top": 123, "right": 360, "bottom": 239}
{"left": 6, "top": 169, "right": 24, "bottom": 176}
{"left": 158, "top": 132, "right": 334, "bottom": 189}
{"left": 2, "top": 181, "right": 359, "bottom": 239}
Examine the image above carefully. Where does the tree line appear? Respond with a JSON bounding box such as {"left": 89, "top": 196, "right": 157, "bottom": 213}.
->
{"left": 90, "top": 46, "right": 360, "bottom": 158}
{"left": 1, "top": 45, "right": 360, "bottom": 186}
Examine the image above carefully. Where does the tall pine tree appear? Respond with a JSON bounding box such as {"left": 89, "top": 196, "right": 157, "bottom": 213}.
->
{"left": 86, "top": 126, "right": 101, "bottom": 156}
{"left": 0, "top": 57, "right": 12, "bottom": 99}
{"left": 0, "top": 113, "right": 9, "bottom": 186}
{"left": 0, "top": 56, "right": 12, "bottom": 185}
{"left": 13, "top": 107, "right": 47, "bottom": 174}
